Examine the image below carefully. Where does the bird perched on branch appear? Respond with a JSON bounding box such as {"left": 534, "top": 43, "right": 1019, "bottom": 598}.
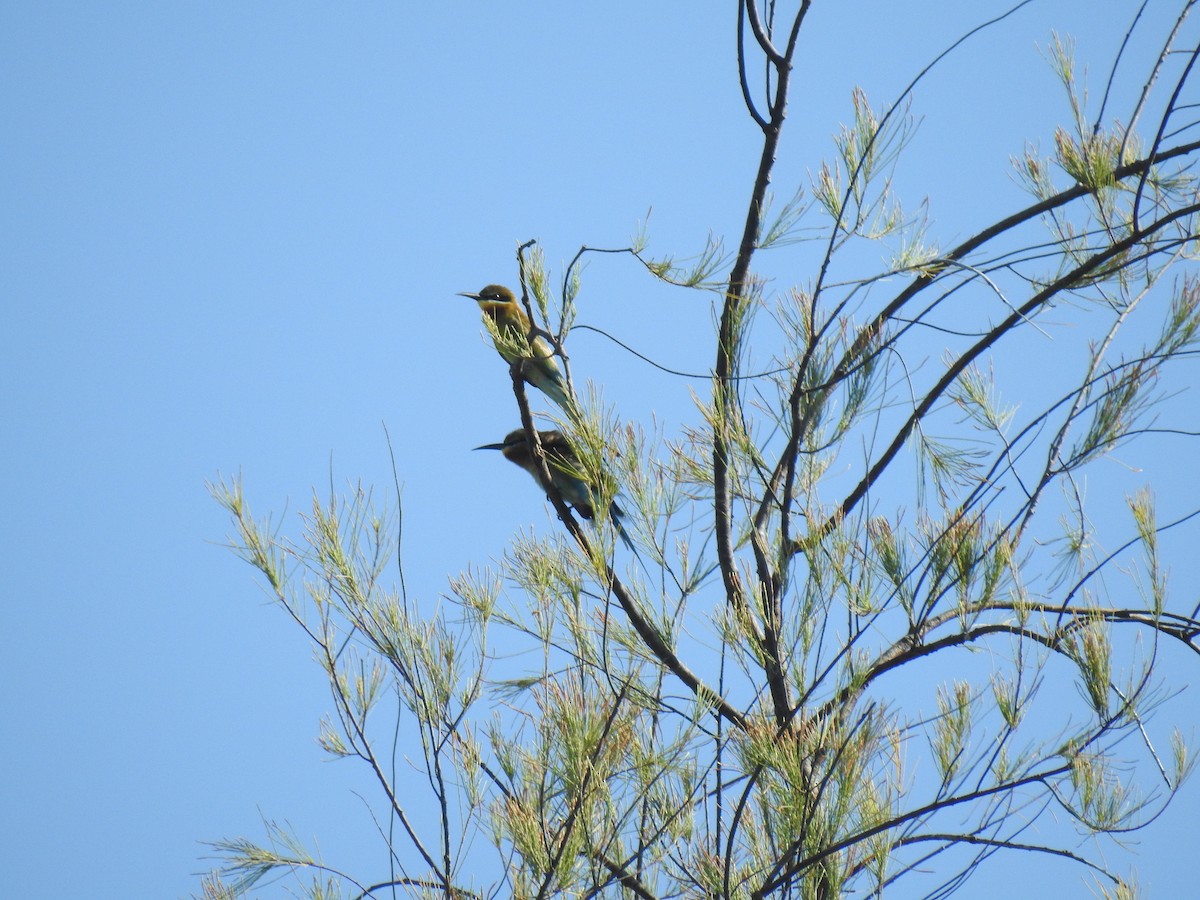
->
{"left": 458, "top": 284, "right": 574, "bottom": 412}
{"left": 475, "top": 428, "right": 628, "bottom": 543}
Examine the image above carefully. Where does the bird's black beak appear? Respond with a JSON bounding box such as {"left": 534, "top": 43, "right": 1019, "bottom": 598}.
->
{"left": 457, "top": 291, "right": 481, "bottom": 301}
{"left": 473, "top": 441, "right": 506, "bottom": 452}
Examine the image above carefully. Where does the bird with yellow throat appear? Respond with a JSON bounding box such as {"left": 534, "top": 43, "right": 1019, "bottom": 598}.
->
{"left": 458, "top": 284, "right": 574, "bottom": 412}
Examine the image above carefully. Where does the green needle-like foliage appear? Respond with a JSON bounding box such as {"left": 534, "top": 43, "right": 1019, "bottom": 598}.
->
{"left": 201, "top": 5, "right": 1200, "bottom": 898}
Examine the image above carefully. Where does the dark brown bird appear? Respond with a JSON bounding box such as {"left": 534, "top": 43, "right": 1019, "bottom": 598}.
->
{"left": 475, "top": 429, "right": 630, "bottom": 549}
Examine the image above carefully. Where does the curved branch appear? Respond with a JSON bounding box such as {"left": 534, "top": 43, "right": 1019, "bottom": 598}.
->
{"left": 890, "top": 832, "right": 1120, "bottom": 885}
{"left": 742, "top": 0, "right": 784, "bottom": 64}
{"left": 1133, "top": 40, "right": 1200, "bottom": 228}
{"left": 810, "top": 597, "right": 1200, "bottom": 735}
{"left": 737, "top": 0, "right": 769, "bottom": 130}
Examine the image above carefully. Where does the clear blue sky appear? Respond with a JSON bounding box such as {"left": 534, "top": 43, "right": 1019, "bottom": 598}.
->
{"left": 3, "top": 2, "right": 1197, "bottom": 897}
